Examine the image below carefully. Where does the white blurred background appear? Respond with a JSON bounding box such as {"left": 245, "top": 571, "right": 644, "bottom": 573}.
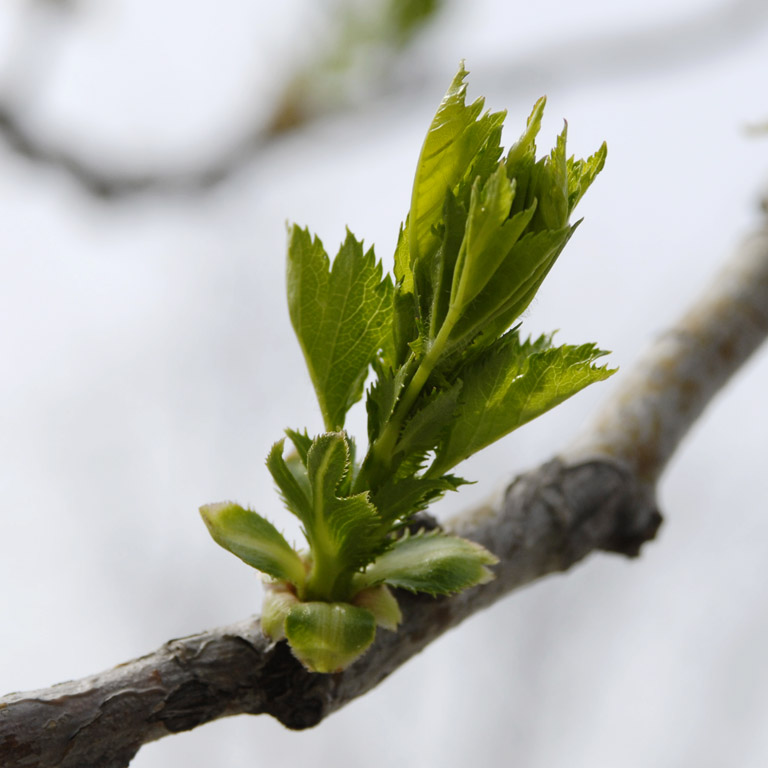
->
{"left": 1, "top": 1, "right": 767, "bottom": 765}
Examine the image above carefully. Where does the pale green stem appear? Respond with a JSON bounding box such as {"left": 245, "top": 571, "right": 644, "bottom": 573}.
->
{"left": 304, "top": 450, "right": 351, "bottom": 601}
{"left": 367, "top": 304, "right": 461, "bottom": 481}
{"left": 305, "top": 548, "right": 338, "bottom": 602}
{"left": 305, "top": 537, "right": 354, "bottom": 602}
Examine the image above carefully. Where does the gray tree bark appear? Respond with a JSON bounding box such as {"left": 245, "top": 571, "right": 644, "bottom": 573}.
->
{"left": 1, "top": 210, "right": 767, "bottom": 768}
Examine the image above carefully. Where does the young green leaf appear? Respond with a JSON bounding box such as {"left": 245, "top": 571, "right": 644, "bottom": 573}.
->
{"left": 447, "top": 224, "right": 576, "bottom": 347}
{"left": 366, "top": 364, "right": 406, "bottom": 447}
{"left": 356, "top": 530, "right": 498, "bottom": 596}
{"left": 504, "top": 96, "right": 546, "bottom": 216}
{"left": 506, "top": 96, "right": 545, "bottom": 170}
{"left": 287, "top": 226, "right": 394, "bottom": 430}
{"left": 266, "top": 439, "right": 313, "bottom": 530}
{"left": 304, "top": 433, "right": 384, "bottom": 599}
{"left": 370, "top": 474, "right": 467, "bottom": 526}
{"left": 407, "top": 61, "right": 506, "bottom": 271}
{"left": 529, "top": 123, "right": 569, "bottom": 232}
{"left": 199, "top": 502, "right": 306, "bottom": 590}
{"left": 261, "top": 582, "right": 300, "bottom": 641}
{"left": 430, "top": 333, "right": 616, "bottom": 475}
{"left": 423, "top": 191, "right": 468, "bottom": 338}
{"left": 393, "top": 221, "right": 414, "bottom": 293}
{"left": 449, "top": 167, "right": 537, "bottom": 314}
{"left": 393, "top": 382, "right": 463, "bottom": 467}
{"left": 284, "top": 601, "right": 377, "bottom": 673}
{"left": 567, "top": 141, "right": 608, "bottom": 213}
{"left": 284, "top": 428, "right": 313, "bottom": 465}
{"left": 352, "top": 584, "right": 402, "bottom": 631}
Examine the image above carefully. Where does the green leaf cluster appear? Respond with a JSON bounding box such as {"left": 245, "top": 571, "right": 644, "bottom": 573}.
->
{"left": 201, "top": 63, "right": 613, "bottom": 673}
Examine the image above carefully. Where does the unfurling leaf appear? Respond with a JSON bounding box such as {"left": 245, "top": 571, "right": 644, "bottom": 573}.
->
{"left": 287, "top": 226, "right": 393, "bottom": 430}
{"left": 199, "top": 502, "right": 305, "bottom": 590}
{"left": 406, "top": 61, "right": 506, "bottom": 271}
{"left": 304, "top": 433, "right": 384, "bottom": 600}
{"left": 447, "top": 224, "right": 576, "bottom": 347}
{"left": 449, "top": 166, "right": 537, "bottom": 313}
{"left": 266, "top": 438, "right": 313, "bottom": 529}
{"left": 356, "top": 530, "right": 499, "bottom": 596}
{"left": 430, "top": 333, "right": 616, "bottom": 475}
{"left": 284, "top": 601, "right": 377, "bottom": 673}
{"left": 567, "top": 141, "right": 608, "bottom": 213}
{"left": 370, "top": 473, "right": 467, "bottom": 525}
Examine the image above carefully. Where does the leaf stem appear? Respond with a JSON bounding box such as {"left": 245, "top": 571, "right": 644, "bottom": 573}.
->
{"left": 366, "top": 305, "right": 461, "bottom": 484}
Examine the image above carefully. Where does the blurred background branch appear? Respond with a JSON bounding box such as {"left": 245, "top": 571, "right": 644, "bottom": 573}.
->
{"left": 0, "top": 0, "right": 766, "bottom": 199}
{"left": 0, "top": 0, "right": 448, "bottom": 198}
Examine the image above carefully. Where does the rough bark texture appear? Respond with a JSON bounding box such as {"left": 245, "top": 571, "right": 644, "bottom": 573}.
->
{"left": 567, "top": 227, "right": 768, "bottom": 480}
{"left": 1, "top": 208, "right": 766, "bottom": 768}
{"left": 0, "top": 459, "right": 660, "bottom": 768}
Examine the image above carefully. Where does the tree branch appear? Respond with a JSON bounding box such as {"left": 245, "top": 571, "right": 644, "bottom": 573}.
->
{"left": 0, "top": 103, "right": 269, "bottom": 199}
{"left": 2, "top": 210, "right": 767, "bottom": 767}
{"left": 566, "top": 223, "right": 768, "bottom": 481}
{"left": 2, "top": 0, "right": 766, "bottom": 200}
{"left": 0, "top": 460, "right": 659, "bottom": 768}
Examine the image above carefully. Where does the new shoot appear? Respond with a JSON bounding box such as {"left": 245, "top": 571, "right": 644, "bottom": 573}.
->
{"left": 201, "top": 62, "right": 613, "bottom": 673}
